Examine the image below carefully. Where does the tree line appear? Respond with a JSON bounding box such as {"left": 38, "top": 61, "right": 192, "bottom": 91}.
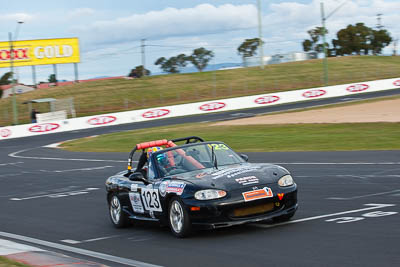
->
{"left": 129, "top": 21, "right": 393, "bottom": 78}
{"left": 302, "top": 23, "right": 392, "bottom": 56}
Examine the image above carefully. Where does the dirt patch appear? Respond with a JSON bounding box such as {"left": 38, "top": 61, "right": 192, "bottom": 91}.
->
{"left": 215, "top": 98, "right": 400, "bottom": 125}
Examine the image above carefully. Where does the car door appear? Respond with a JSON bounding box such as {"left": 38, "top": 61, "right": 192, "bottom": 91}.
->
{"left": 128, "top": 159, "right": 163, "bottom": 218}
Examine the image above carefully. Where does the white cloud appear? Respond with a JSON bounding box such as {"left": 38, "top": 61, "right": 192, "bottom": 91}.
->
{"left": 73, "top": 4, "right": 258, "bottom": 44}
{"left": 0, "top": 13, "right": 34, "bottom": 22}
{"left": 261, "top": 0, "right": 400, "bottom": 53}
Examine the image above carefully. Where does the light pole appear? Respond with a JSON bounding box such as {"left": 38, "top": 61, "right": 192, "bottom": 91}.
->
{"left": 257, "top": 0, "right": 264, "bottom": 69}
{"left": 8, "top": 21, "right": 24, "bottom": 125}
{"left": 320, "top": 1, "right": 347, "bottom": 85}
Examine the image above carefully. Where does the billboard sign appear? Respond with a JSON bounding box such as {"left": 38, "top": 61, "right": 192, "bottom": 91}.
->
{"left": 0, "top": 37, "right": 80, "bottom": 68}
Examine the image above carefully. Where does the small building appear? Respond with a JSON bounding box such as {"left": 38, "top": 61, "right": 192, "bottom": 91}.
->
{"left": 244, "top": 51, "right": 318, "bottom": 67}
{"left": 1, "top": 84, "right": 36, "bottom": 98}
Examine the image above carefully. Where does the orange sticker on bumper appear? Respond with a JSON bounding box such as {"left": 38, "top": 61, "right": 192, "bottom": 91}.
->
{"left": 242, "top": 187, "right": 273, "bottom": 202}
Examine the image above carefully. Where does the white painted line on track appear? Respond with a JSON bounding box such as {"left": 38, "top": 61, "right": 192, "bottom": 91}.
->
{"left": 60, "top": 239, "right": 80, "bottom": 245}
{"left": 327, "top": 189, "right": 400, "bottom": 200}
{"left": 0, "top": 231, "right": 161, "bottom": 267}
{"left": 0, "top": 239, "right": 44, "bottom": 255}
{"left": 297, "top": 175, "right": 400, "bottom": 178}
{"left": 39, "top": 166, "right": 114, "bottom": 173}
{"left": 8, "top": 148, "right": 129, "bottom": 163}
{"left": 251, "top": 203, "right": 396, "bottom": 229}
{"left": 0, "top": 162, "right": 24, "bottom": 166}
{"left": 61, "top": 235, "right": 119, "bottom": 245}
{"left": 9, "top": 148, "right": 126, "bottom": 162}
{"left": 10, "top": 188, "right": 100, "bottom": 201}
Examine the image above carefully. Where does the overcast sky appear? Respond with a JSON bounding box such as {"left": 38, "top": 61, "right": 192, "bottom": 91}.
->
{"left": 1, "top": 0, "right": 399, "bottom": 84}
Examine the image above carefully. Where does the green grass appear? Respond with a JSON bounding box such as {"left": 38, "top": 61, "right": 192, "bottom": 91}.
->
{"left": 1, "top": 55, "right": 400, "bottom": 125}
{"left": 60, "top": 122, "right": 400, "bottom": 152}
{"left": 0, "top": 256, "right": 32, "bottom": 267}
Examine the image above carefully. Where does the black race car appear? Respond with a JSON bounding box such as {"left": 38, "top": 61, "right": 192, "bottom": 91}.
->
{"left": 106, "top": 136, "right": 298, "bottom": 237}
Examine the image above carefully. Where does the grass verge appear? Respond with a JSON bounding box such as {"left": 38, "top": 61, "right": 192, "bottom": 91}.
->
{"left": 60, "top": 122, "right": 400, "bottom": 152}
{"left": 0, "top": 256, "right": 32, "bottom": 267}
{"left": 1, "top": 56, "right": 400, "bottom": 125}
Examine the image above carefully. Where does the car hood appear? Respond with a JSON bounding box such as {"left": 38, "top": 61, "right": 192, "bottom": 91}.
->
{"left": 170, "top": 163, "right": 290, "bottom": 190}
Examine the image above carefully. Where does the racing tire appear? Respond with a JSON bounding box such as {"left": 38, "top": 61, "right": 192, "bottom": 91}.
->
{"left": 168, "top": 197, "right": 192, "bottom": 238}
{"left": 109, "top": 194, "right": 130, "bottom": 228}
{"left": 272, "top": 211, "right": 296, "bottom": 223}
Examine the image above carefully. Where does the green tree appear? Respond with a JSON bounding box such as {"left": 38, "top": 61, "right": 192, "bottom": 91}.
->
{"left": 370, "top": 29, "right": 392, "bottom": 55}
{"left": 237, "top": 38, "right": 264, "bottom": 64}
{"left": 332, "top": 23, "right": 391, "bottom": 56}
{"left": 155, "top": 54, "right": 188, "bottom": 73}
{"left": 0, "top": 72, "right": 13, "bottom": 85}
{"left": 48, "top": 74, "right": 57, "bottom": 83}
{"left": 188, "top": 47, "right": 214, "bottom": 72}
{"left": 302, "top": 27, "right": 329, "bottom": 54}
{"left": 128, "top": 65, "right": 151, "bottom": 78}
{"left": 332, "top": 23, "right": 371, "bottom": 55}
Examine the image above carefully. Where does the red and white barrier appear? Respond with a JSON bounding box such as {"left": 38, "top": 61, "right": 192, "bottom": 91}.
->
{"left": 1, "top": 77, "right": 399, "bottom": 140}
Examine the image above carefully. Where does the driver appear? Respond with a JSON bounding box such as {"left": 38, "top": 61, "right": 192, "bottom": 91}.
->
{"left": 134, "top": 146, "right": 163, "bottom": 177}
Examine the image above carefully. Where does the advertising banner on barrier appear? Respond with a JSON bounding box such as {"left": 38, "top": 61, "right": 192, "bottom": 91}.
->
{"left": 1, "top": 77, "right": 399, "bottom": 140}
{"left": 0, "top": 38, "right": 80, "bottom": 68}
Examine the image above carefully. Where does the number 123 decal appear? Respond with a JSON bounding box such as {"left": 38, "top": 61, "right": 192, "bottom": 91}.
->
{"left": 141, "top": 188, "right": 162, "bottom": 212}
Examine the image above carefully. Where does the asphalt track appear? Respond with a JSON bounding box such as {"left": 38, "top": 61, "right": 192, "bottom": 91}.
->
{"left": 1, "top": 89, "right": 400, "bottom": 267}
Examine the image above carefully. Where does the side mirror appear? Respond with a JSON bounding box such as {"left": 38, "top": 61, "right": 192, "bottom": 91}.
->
{"left": 240, "top": 154, "right": 249, "bottom": 162}
{"left": 129, "top": 172, "right": 147, "bottom": 183}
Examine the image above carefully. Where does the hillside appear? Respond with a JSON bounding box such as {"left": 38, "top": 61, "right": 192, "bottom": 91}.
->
{"left": 1, "top": 56, "right": 399, "bottom": 125}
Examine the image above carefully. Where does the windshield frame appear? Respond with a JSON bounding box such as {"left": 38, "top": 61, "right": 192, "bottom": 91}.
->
{"left": 150, "top": 141, "right": 245, "bottom": 178}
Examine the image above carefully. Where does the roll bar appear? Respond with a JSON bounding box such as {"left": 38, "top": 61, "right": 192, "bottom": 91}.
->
{"left": 127, "top": 136, "right": 204, "bottom": 171}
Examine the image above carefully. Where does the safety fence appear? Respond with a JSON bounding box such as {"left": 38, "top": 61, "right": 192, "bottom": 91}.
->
{"left": 1, "top": 77, "right": 399, "bottom": 140}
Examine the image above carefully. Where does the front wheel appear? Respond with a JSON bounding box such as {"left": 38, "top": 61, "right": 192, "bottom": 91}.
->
{"left": 168, "top": 197, "right": 192, "bottom": 238}
{"left": 109, "top": 194, "right": 129, "bottom": 228}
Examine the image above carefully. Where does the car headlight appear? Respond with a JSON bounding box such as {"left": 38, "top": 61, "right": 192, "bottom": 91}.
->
{"left": 194, "top": 189, "right": 227, "bottom": 200}
{"left": 278, "top": 175, "right": 294, "bottom": 187}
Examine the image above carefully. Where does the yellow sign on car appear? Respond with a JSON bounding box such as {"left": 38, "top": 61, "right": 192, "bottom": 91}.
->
{"left": 0, "top": 37, "right": 80, "bottom": 68}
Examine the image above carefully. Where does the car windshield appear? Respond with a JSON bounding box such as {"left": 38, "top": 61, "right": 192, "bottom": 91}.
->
{"left": 153, "top": 143, "right": 244, "bottom": 177}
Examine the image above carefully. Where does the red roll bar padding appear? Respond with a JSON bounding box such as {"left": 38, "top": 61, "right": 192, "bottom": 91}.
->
{"left": 167, "top": 151, "right": 176, "bottom": 167}
{"left": 136, "top": 139, "right": 168, "bottom": 150}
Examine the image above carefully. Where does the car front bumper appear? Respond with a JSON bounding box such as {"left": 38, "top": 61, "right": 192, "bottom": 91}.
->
{"left": 183, "top": 188, "right": 298, "bottom": 229}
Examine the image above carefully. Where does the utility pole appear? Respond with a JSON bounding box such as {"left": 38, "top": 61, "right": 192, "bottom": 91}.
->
{"left": 320, "top": 2, "right": 328, "bottom": 85}
{"left": 141, "top": 39, "right": 146, "bottom": 77}
{"left": 257, "top": 0, "right": 264, "bottom": 69}
{"left": 8, "top": 21, "right": 23, "bottom": 125}
{"left": 376, "top": 13, "right": 383, "bottom": 29}
{"left": 8, "top": 32, "right": 18, "bottom": 125}
{"left": 320, "top": 1, "right": 347, "bottom": 86}
{"left": 393, "top": 38, "right": 398, "bottom": 56}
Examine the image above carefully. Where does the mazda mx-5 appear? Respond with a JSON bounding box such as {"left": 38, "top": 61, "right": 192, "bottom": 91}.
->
{"left": 105, "top": 136, "right": 298, "bottom": 237}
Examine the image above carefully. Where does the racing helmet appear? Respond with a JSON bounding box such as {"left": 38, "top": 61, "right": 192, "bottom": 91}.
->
{"left": 147, "top": 146, "right": 163, "bottom": 159}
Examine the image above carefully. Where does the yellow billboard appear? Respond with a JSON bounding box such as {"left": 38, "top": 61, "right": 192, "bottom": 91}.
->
{"left": 0, "top": 37, "right": 80, "bottom": 68}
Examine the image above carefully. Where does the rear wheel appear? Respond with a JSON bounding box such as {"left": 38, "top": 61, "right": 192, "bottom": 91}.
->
{"left": 168, "top": 197, "right": 192, "bottom": 238}
{"left": 109, "top": 194, "right": 129, "bottom": 228}
{"left": 272, "top": 211, "right": 295, "bottom": 223}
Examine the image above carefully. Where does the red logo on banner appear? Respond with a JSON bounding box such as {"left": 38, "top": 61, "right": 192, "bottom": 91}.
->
{"left": 393, "top": 80, "right": 400, "bottom": 87}
{"left": 302, "top": 89, "right": 326, "bottom": 98}
{"left": 254, "top": 95, "right": 280, "bottom": 105}
{"left": 87, "top": 116, "right": 117, "bottom": 125}
{"left": 29, "top": 123, "right": 60, "bottom": 133}
{"left": 142, "top": 109, "right": 170, "bottom": 119}
{"left": 199, "top": 102, "right": 226, "bottom": 111}
{"left": 0, "top": 48, "right": 30, "bottom": 61}
{"left": 346, "top": 84, "right": 369, "bottom": 92}
{"left": 0, "top": 129, "right": 11, "bottom": 138}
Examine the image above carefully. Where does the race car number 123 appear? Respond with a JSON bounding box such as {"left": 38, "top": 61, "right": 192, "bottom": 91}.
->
{"left": 141, "top": 188, "right": 162, "bottom": 212}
